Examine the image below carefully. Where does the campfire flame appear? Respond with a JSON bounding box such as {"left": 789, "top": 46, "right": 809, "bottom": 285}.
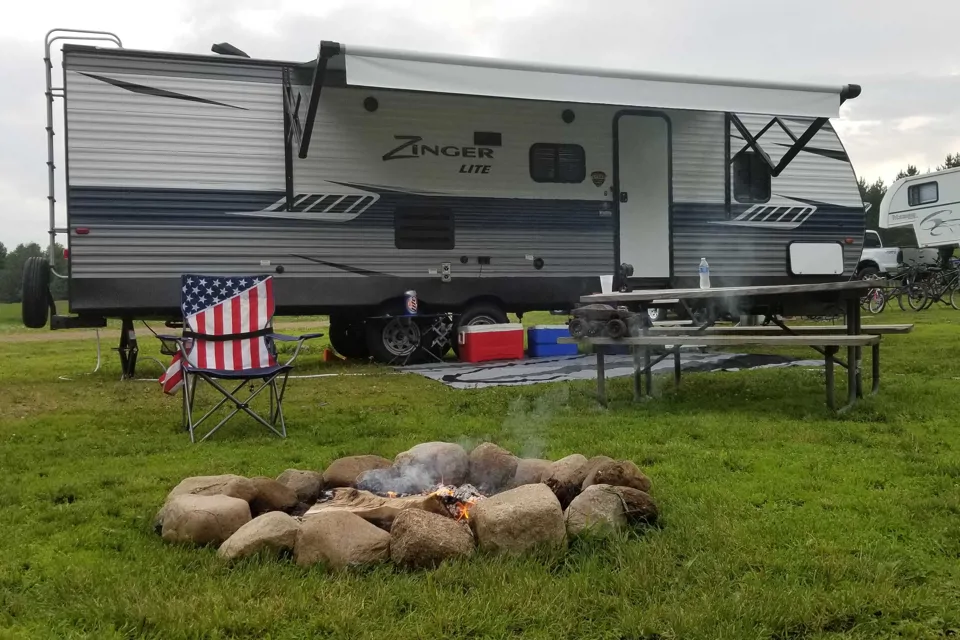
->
{"left": 429, "top": 484, "right": 483, "bottom": 521}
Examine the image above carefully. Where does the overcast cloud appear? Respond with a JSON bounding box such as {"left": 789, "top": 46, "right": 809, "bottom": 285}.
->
{"left": 2, "top": 0, "right": 959, "bottom": 246}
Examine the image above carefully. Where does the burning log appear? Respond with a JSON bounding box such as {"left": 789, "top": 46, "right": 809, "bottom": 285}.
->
{"left": 305, "top": 488, "right": 449, "bottom": 530}
{"left": 304, "top": 483, "right": 486, "bottom": 530}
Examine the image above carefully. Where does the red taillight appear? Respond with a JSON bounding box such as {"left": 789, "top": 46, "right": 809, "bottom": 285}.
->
{"left": 844, "top": 237, "right": 855, "bottom": 244}
{"left": 75, "top": 227, "right": 89, "bottom": 235}
{"left": 63, "top": 249, "right": 69, "bottom": 259}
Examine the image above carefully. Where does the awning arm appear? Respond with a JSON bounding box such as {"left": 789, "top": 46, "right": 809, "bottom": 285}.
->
{"left": 282, "top": 41, "right": 341, "bottom": 160}
{"left": 727, "top": 83, "right": 860, "bottom": 178}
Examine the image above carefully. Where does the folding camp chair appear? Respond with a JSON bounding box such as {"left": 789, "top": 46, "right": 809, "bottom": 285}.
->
{"left": 158, "top": 274, "right": 322, "bottom": 442}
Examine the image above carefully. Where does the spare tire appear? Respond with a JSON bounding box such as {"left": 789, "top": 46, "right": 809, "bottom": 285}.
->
{"left": 21, "top": 256, "right": 51, "bottom": 329}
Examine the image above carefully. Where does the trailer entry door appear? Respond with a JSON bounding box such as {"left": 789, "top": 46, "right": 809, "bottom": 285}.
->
{"left": 616, "top": 114, "right": 670, "bottom": 278}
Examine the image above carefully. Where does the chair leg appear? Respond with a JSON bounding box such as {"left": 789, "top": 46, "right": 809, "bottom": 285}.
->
{"left": 197, "top": 375, "right": 286, "bottom": 442}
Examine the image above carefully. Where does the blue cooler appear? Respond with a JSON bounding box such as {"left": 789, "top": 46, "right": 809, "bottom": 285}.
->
{"left": 527, "top": 325, "right": 579, "bottom": 357}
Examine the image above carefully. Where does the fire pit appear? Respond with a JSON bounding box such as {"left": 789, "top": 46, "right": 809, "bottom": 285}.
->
{"left": 154, "top": 441, "right": 659, "bottom": 570}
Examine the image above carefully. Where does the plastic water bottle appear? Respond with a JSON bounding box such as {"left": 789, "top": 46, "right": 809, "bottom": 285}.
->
{"left": 699, "top": 258, "right": 711, "bottom": 289}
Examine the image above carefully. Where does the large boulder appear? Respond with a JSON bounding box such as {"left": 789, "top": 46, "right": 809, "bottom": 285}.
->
{"left": 249, "top": 476, "right": 299, "bottom": 516}
{"left": 389, "top": 509, "right": 475, "bottom": 569}
{"left": 510, "top": 458, "right": 552, "bottom": 487}
{"left": 542, "top": 454, "right": 590, "bottom": 508}
{"left": 615, "top": 487, "right": 659, "bottom": 527}
{"left": 218, "top": 512, "right": 300, "bottom": 560}
{"left": 579, "top": 456, "right": 615, "bottom": 489}
{"left": 584, "top": 460, "right": 652, "bottom": 493}
{"left": 322, "top": 455, "right": 393, "bottom": 488}
{"left": 294, "top": 510, "right": 390, "bottom": 570}
{"left": 470, "top": 483, "right": 566, "bottom": 554}
{"left": 565, "top": 484, "right": 627, "bottom": 537}
{"left": 276, "top": 469, "right": 324, "bottom": 504}
{"left": 165, "top": 474, "right": 258, "bottom": 503}
{"left": 394, "top": 442, "right": 469, "bottom": 486}
{"left": 161, "top": 494, "right": 251, "bottom": 545}
{"left": 467, "top": 442, "right": 518, "bottom": 494}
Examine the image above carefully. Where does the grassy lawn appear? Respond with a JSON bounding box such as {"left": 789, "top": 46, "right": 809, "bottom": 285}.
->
{"left": 2, "top": 301, "right": 960, "bottom": 639}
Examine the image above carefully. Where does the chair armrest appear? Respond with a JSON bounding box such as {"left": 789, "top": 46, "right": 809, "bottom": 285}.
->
{"left": 269, "top": 332, "right": 324, "bottom": 342}
{"left": 156, "top": 333, "right": 183, "bottom": 341}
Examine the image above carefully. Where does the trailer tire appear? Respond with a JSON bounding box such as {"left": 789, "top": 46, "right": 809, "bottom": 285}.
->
{"left": 21, "top": 257, "right": 51, "bottom": 329}
{"left": 452, "top": 302, "right": 508, "bottom": 358}
{"left": 329, "top": 315, "right": 369, "bottom": 359}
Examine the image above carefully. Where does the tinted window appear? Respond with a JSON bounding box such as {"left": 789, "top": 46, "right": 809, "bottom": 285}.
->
{"left": 529, "top": 143, "right": 586, "bottom": 183}
{"left": 394, "top": 207, "right": 455, "bottom": 250}
{"left": 908, "top": 181, "right": 938, "bottom": 206}
{"left": 864, "top": 232, "right": 882, "bottom": 248}
{"left": 733, "top": 152, "right": 771, "bottom": 203}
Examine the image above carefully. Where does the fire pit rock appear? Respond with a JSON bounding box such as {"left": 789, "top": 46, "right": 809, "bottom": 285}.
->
{"left": 565, "top": 484, "right": 627, "bottom": 537}
{"left": 470, "top": 483, "right": 566, "bottom": 554}
{"left": 542, "top": 454, "right": 590, "bottom": 508}
{"left": 295, "top": 510, "right": 390, "bottom": 570}
{"left": 583, "top": 460, "right": 652, "bottom": 494}
{"left": 322, "top": 455, "right": 393, "bottom": 488}
{"left": 468, "top": 442, "right": 519, "bottom": 494}
{"left": 165, "top": 474, "right": 258, "bottom": 502}
{"left": 616, "top": 487, "right": 659, "bottom": 526}
{"left": 161, "top": 494, "right": 251, "bottom": 545}
{"left": 276, "top": 469, "right": 324, "bottom": 504}
{"left": 218, "top": 511, "right": 300, "bottom": 561}
{"left": 249, "top": 476, "right": 300, "bottom": 516}
{"left": 389, "top": 509, "right": 475, "bottom": 569}
{"left": 394, "top": 442, "right": 469, "bottom": 486}
{"left": 580, "top": 456, "right": 615, "bottom": 487}
{"left": 510, "top": 458, "right": 552, "bottom": 487}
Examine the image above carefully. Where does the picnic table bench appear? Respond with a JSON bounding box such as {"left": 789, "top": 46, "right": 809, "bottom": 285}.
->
{"left": 568, "top": 281, "right": 914, "bottom": 413}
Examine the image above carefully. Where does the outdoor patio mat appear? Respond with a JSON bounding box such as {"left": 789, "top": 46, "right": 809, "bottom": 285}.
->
{"left": 398, "top": 351, "right": 823, "bottom": 389}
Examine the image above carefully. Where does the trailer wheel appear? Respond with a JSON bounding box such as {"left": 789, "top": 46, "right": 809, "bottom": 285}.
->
{"left": 452, "top": 302, "right": 508, "bottom": 358}
{"left": 366, "top": 315, "right": 423, "bottom": 364}
{"left": 329, "top": 315, "right": 369, "bottom": 359}
{"left": 21, "top": 257, "right": 51, "bottom": 329}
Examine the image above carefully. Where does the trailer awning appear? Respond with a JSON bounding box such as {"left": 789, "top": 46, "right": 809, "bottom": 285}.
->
{"left": 283, "top": 42, "right": 859, "bottom": 164}
{"left": 341, "top": 45, "right": 857, "bottom": 119}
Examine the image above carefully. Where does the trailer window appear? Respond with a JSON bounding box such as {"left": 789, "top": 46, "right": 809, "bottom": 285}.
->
{"left": 733, "top": 152, "right": 771, "bottom": 203}
{"left": 529, "top": 143, "right": 585, "bottom": 183}
{"left": 864, "top": 231, "right": 882, "bottom": 248}
{"left": 908, "top": 181, "right": 938, "bottom": 206}
{"left": 394, "top": 207, "right": 455, "bottom": 250}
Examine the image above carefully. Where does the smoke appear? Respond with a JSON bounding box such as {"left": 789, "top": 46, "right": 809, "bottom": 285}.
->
{"left": 499, "top": 384, "right": 569, "bottom": 459}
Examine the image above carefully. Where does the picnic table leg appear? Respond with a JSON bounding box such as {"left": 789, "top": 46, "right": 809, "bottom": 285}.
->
{"left": 673, "top": 345, "right": 681, "bottom": 387}
{"left": 644, "top": 346, "right": 652, "bottom": 396}
{"left": 871, "top": 341, "right": 881, "bottom": 396}
{"left": 596, "top": 349, "right": 607, "bottom": 406}
{"left": 632, "top": 346, "right": 642, "bottom": 402}
{"left": 825, "top": 346, "right": 837, "bottom": 410}
{"left": 846, "top": 297, "right": 864, "bottom": 398}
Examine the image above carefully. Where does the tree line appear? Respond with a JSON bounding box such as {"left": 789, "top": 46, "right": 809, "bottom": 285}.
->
{"left": 860, "top": 153, "right": 960, "bottom": 246}
{"left": 0, "top": 242, "right": 68, "bottom": 304}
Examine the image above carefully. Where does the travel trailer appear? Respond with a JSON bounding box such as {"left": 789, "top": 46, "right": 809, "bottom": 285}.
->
{"left": 878, "top": 166, "right": 960, "bottom": 251}
{"left": 26, "top": 29, "right": 866, "bottom": 364}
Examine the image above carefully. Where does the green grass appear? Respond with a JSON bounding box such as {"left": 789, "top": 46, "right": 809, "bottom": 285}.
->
{"left": 2, "top": 303, "right": 960, "bottom": 639}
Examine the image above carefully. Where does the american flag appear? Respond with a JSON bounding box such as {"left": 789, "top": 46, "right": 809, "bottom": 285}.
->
{"left": 159, "top": 274, "right": 276, "bottom": 395}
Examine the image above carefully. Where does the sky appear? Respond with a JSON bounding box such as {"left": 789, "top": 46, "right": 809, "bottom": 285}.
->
{"left": 2, "top": 0, "right": 959, "bottom": 247}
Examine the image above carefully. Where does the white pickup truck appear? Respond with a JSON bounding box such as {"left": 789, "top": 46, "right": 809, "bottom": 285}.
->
{"left": 857, "top": 230, "right": 940, "bottom": 278}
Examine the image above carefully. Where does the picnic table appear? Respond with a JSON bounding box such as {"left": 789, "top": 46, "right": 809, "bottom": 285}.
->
{"left": 568, "top": 281, "right": 913, "bottom": 413}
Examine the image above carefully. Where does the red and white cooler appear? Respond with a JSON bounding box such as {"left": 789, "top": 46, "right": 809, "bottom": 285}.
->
{"left": 457, "top": 323, "right": 525, "bottom": 363}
